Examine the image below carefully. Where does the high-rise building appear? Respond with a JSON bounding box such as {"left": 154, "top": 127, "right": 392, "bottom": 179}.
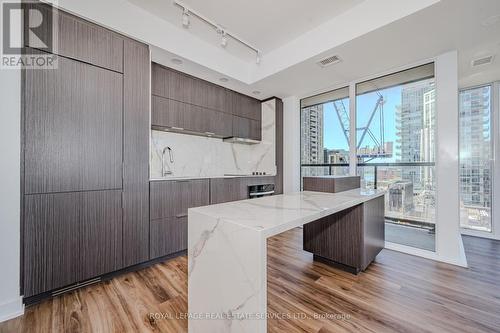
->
{"left": 421, "top": 89, "right": 436, "bottom": 191}
{"left": 324, "top": 149, "right": 349, "bottom": 176}
{"left": 301, "top": 104, "right": 325, "bottom": 176}
{"left": 396, "top": 79, "right": 435, "bottom": 191}
{"left": 459, "top": 87, "right": 491, "bottom": 209}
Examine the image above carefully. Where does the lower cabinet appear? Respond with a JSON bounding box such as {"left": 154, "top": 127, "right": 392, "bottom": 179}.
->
{"left": 23, "top": 190, "right": 122, "bottom": 297}
{"left": 150, "top": 217, "right": 187, "bottom": 259}
{"left": 149, "top": 179, "right": 209, "bottom": 259}
{"left": 210, "top": 176, "right": 276, "bottom": 204}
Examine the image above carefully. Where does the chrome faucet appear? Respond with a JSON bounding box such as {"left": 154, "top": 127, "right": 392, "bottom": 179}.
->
{"left": 161, "top": 146, "right": 174, "bottom": 176}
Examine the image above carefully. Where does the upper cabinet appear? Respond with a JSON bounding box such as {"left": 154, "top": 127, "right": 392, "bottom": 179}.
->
{"left": 231, "top": 92, "right": 261, "bottom": 121}
{"left": 24, "top": 3, "right": 123, "bottom": 72}
{"left": 24, "top": 51, "right": 123, "bottom": 194}
{"left": 151, "top": 63, "right": 261, "bottom": 141}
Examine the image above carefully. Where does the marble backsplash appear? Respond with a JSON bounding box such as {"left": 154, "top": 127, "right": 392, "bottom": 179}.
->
{"left": 150, "top": 99, "right": 276, "bottom": 179}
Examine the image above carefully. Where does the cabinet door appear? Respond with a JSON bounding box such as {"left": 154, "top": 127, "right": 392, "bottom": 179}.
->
{"left": 150, "top": 180, "right": 209, "bottom": 220}
{"left": 23, "top": 190, "right": 122, "bottom": 297}
{"left": 24, "top": 192, "right": 79, "bottom": 297}
{"left": 152, "top": 95, "right": 185, "bottom": 129}
{"left": 210, "top": 178, "right": 244, "bottom": 204}
{"left": 24, "top": 52, "right": 123, "bottom": 194}
{"left": 233, "top": 116, "right": 261, "bottom": 141}
{"left": 122, "top": 40, "right": 150, "bottom": 267}
{"left": 150, "top": 216, "right": 187, "bottom": 259}
{"left": 79, "top": 190, "right": 123, "bottom": 281}
{"left": 24, "top": 3, "right": 123, "bottom": 72}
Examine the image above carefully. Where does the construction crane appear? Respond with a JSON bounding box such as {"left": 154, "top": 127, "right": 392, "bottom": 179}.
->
{"left": 332, "top": 93, "right": 391, "bottom": 161}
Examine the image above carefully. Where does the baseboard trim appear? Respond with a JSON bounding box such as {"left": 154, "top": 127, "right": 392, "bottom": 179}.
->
{"left": 384, "top": 241, "right": 468, "bottom": 268}
{"left": 23, "top": 250, "right": 187, "bottom": 306}
{"left": 0, "top": 297, "right": 24, "bottom": 323}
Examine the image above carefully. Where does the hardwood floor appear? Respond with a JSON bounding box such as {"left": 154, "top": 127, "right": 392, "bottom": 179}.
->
{"left": 1, "top": 229, "right": 499, "bottom": 333}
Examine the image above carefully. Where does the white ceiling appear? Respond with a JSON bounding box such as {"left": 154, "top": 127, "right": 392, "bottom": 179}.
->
{"left": 55, "top": 0, "right": 500, "bottom": 100}
{"left": 253, "top": 0, "right": 500, "bottom": 98}
{"left": 129, "top": 0, "right": 363, "bottom": 60}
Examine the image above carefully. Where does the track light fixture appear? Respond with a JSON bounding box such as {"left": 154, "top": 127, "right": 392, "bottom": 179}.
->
{"left": 174, "top": 0, "right": 262, "bottom": 63}
{"left": 182, "top": 8, "right": 190, "bottom": 28}
{"left": 256, "top": 52, "right": 261, "bottom": 65}
{"left": 220, "top": 31, "right": 228, "bottom": 48}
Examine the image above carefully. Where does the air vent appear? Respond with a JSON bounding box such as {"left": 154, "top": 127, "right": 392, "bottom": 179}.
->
{"left": 471, "top": 55, "right": 494, "bottom": 67}
{"left": 317, "top": 55, "right": 342, "bottom": 68}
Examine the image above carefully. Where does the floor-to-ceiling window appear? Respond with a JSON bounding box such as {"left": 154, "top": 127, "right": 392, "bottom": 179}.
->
{"left": 355, "top": 64, "right": 436, "bottom": 251}
{"left": 300, "top": 87, "right": 350, "bottom": 183}
{"left": 459, "top": 85, "right": 493, "bottom": 232}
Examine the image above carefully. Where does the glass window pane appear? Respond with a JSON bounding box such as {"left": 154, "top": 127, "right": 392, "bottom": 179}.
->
{"left": 459, "top": 85, "right": 492, "bottom": 232}
{"left": 355, "top": 65, "right": 436, "bottom": 252}
{"left": 300, "top": 88, "right": 350, "bottom": 182}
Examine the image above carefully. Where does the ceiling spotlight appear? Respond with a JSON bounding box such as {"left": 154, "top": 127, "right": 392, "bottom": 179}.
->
{"left": 220, "top": 31, "right": 228, "bottom": 48}
{"left": 256, "top": 52, "right": 261, "bottom": 65}
{"left": 171, "top": 58, "right": 183, "bottom": 65}
{"left": 252, "top": 91, "right": 261, "bottom": 95}
{"left": 182, "top": 8, "right": 190, "bottom": 28}
{"left": 219, "top": 77, "right": 229, "bottom": 83}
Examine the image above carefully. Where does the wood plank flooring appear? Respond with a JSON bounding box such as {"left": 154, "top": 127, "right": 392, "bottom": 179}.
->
{"left": 1, "top": 229, "right": 499, "bottom": 333}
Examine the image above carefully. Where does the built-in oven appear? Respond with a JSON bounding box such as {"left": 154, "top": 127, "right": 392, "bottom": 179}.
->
{"left": 248, "top": 183, "right": 275, "bottom": 199}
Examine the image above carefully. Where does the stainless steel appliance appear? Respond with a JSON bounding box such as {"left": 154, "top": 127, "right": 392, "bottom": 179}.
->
{"left": 248, "top": 184, "right": 275, "bottom": 198}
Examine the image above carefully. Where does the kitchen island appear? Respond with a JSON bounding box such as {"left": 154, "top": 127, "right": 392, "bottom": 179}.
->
{"left": 188, "top": 188, "right": 385, "bottom": 333}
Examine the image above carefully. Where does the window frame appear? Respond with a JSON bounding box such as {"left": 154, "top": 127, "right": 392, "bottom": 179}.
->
{"left": 460, "top": 81, "right": 500, "bottom": 239}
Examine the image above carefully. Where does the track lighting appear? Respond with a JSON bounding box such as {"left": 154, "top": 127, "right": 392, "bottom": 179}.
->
{"left": 256, "top": 52, "right": 261, "bottom": 65}
{"left": 174, "top": 0, "right": 261, "bottom": 60}
{"left": 220, "top": 31, "right": 228, "bottom": 48}
{"left": 182, "top": 9, "right": 190, "bottom": 28}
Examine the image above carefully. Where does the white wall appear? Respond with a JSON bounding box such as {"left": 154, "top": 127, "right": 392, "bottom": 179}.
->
{"left": 433, "top": 51, "right": 467, "bottom": 266}
{"left": 0, "top": 50, "right": 24, "bottom": 323}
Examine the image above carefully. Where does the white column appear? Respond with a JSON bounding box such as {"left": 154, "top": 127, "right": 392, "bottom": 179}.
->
{"left": 0, "top": 0, "right": 24, "bottom": 322}
{"left": 282, "top": 96, "right": 300, "bottom": 193}
{"left": 348, "top": 83, "right": 357, "bottom": 176}
{"left": 434, "top": 51, "right": 468, "bottom": 267}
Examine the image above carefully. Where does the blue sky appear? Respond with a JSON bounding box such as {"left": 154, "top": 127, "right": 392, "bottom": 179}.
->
{"left": 323, "top": 86, "right": 402, "bottom": 162}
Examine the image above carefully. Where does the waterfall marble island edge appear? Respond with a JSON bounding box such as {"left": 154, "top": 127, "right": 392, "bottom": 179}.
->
{"left": 187, "top": 189, "right": 385, "bottom": 333}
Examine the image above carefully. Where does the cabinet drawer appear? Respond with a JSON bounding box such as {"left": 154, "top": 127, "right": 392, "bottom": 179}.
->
{"left": 150, "top": 216, "right": 187, "bottom": 259}
{"left": 150, "top": 179, "right": 209, "bottom": 220}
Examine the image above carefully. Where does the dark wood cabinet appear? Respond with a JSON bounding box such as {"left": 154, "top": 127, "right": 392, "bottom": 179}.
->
{"left": 22, "top": 5, "right": 150, "bottom": 300}
{"left": 150, "top": 179, "right": 209, "bottom": 220}
{"left": 232, "top": 116, "right": 261, "bottom": 141}
{"left": 24, "top": 51, "right": 123, "bottom": 194}
{"left": 231, "top": 92, "right": 261, "bottom": 121}
{"left": 150, "top": 217, "right": 187, "bottom": 259}
{"left": 275, "top": 98, "right": 284, "bottom": 194}
{"left": 149, "top": 179, "right": 209, "bottom": 259}
{"left": 23, "top": 190, "right": 122, "bottom": 297}
{"left": 122, "top": 39, "right": 151, "bottom": 267}
{"left": 151, "top": 63, "right": 261, "bottom": 140}
{"left": 210, "top": 176, "right": 275, "bottom": 204}
{"left": 302, "top": 176, "right": 384, "bottom": 274}
{"left": 24, "top": 2, "right": 123, "bottom": 72}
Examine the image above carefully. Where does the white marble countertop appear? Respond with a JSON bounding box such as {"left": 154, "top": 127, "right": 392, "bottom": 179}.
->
{"left": 150, "top": 174, "right": 276, "bottom": 181}
{"left": 189, "top": 188, "right": 385, "bottom": 238}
